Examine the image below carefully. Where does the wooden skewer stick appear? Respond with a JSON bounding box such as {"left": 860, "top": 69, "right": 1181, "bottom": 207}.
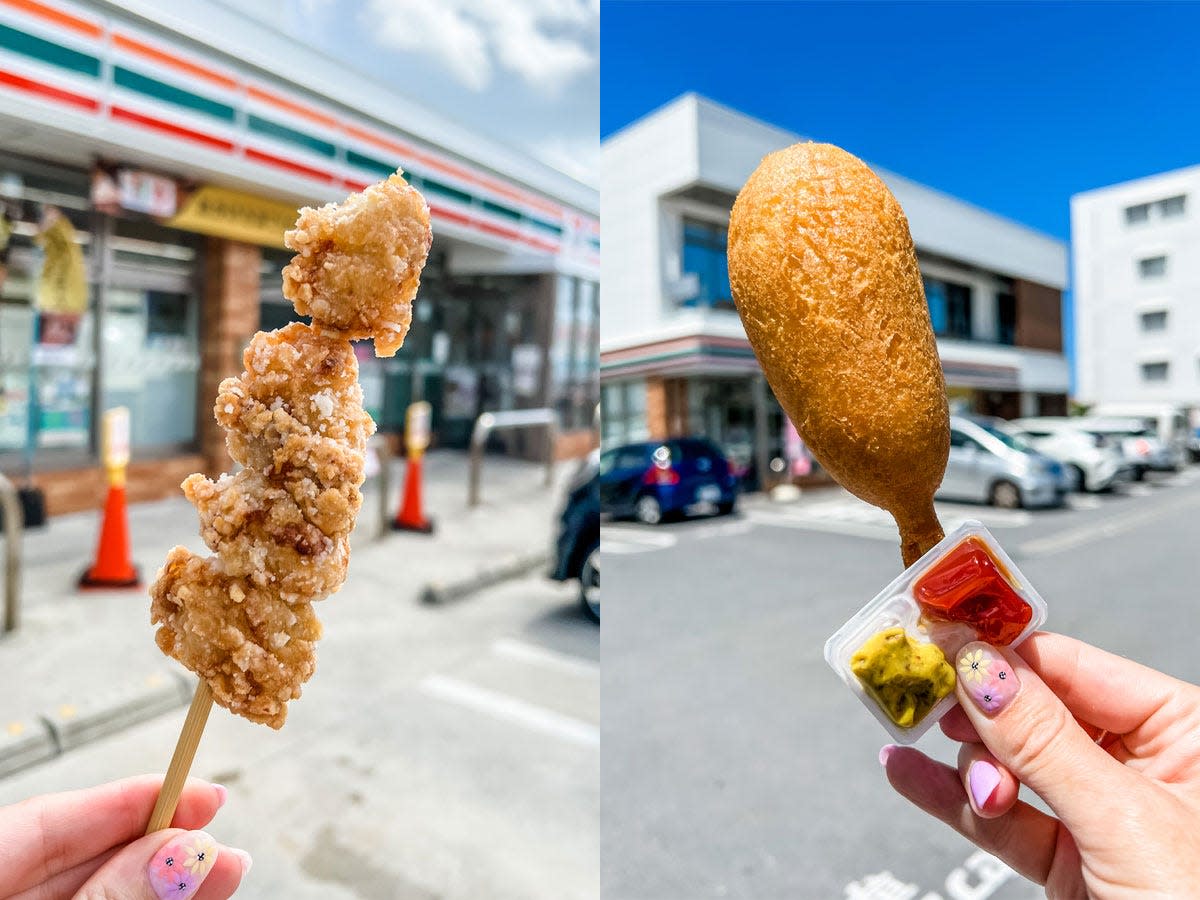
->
{"left": 145, "top": 680, "right": 214, "bottom": 834}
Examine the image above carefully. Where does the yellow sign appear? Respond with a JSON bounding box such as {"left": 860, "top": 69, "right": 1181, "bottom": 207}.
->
{"left": 167, "top": 185, "right": 298, "bottom": 248}
{"left": 36, "top": 212, "right": 88, "bottom": 315}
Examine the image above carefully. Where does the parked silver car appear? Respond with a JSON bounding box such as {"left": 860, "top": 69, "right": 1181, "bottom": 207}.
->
{"left": 937, "top": 417, "right": 1065, "bottom": 509}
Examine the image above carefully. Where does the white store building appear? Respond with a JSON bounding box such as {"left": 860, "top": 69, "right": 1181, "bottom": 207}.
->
{"left": 1071, "top": 166, "right": 1200, "bottom": 421}
{"left": 601, "top": 94, "right": 1068, "bottom": 483}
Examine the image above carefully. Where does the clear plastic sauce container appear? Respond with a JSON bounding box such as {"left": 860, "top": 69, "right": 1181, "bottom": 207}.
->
{"left": 824, "top": 520, "right": 1047, "bottom": 744}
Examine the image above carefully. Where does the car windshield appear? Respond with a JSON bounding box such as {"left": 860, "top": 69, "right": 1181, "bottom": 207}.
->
{"left": 978, "top": 423, "right": 1033, "bottom": 453}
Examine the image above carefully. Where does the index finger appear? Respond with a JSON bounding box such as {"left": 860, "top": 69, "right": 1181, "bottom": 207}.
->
{"left": 0, "top": 775, "right": 225, "bottom": 895}
{"left": 1017, "top": 631, "right": 1190, "bottom": 735}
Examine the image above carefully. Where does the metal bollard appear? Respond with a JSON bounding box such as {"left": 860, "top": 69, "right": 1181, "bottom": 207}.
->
{"left": 468, "top": 408, "right": 558, "bottom": 507}
{"left": 367, "top": 435, "right": 392, "bottom": 540}
{"left": 0, "top": 473, "right": 24, "bottom": 635}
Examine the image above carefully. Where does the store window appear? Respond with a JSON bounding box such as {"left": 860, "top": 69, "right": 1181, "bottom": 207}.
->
{"left": 0, "top": 156, "right": 97, "bottom": 465}
{"left": 601, "top": 380, "right": 647, "bottom": 447}
{"left": 996, "top": 291, "right": 1016, "bottom": 345}
{"left": 1140, "top": 310, "right": 1168, "bottom": 332}
{"left": 100, "top": 219, "right": 200, "bottom": 451}
{"left": 1141, "top": 361, "right": 1169, "bottom": 382}
{"left": 1138, "top": 256, "right": 1167, "bottom": 279}
{"left": 552, "top": 276, "right": 599, "bottom": 430}
{"left": 1158, "top": 195, "right": 1186, "bottom": 218}
{"left": 680, "top": 218, "right": 733, "bottom": 310}
{"left": 1124, "top": 203, "right": 1150, "bottom": 225}
{"left": 923, "top": 276, "right": 973, "bottom": 339}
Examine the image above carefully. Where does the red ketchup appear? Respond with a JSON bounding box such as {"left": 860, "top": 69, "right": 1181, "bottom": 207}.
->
{"left": 913, "top": 537, "right": 1031, "bottom": 645}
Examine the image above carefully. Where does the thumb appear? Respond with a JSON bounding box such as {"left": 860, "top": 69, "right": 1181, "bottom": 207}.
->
{"left": 74, "top": 828, "right": 249, "bottom": 900}
{"left": 952, "top": 640, "right": 1138, "bottom": 832}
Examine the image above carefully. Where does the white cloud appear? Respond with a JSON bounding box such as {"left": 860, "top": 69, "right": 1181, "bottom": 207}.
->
{"left": 533, "top": 133, "right": 599, "bottom": 185}
{"left": 363, "top": 0, "right": 596, "bottom": 94}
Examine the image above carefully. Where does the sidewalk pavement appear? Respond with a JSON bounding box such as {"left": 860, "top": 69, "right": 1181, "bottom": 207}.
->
{"left": 0, "top": 449, "right": 580, "bottom": 778}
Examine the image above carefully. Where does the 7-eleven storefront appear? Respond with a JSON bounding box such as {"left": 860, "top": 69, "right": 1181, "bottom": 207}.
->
{"left": 601, "top": 335, "right": 789, "bottom": 489}
{"left": 0, "top": 0, "right": 598, "bottom": 514}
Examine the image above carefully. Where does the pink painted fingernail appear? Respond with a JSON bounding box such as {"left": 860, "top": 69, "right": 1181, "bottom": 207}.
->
{"left": 957, "top": 642, "right": 1020, "bottom": 716}
{"left": 878, "top": 744, "right": 896, "bottom": 766}
{"left": 213, "top": 784, "right": 228, "bottom": 807}
{"left": 148, "top": 830, "right": 218, "bottom": 899}
{"left": 968, "top": 759, "right": 1001, "bottom": 811}
{"left": 229, "top": 847, "right": 253, "bottom": 876}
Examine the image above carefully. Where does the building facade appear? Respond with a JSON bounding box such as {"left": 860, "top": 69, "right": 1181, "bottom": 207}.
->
{"left": 0, "top": 0, "right": 599, "bottom": 515}
{"left": 601, "top": 95, "right": 1067, "bottom": 484}
{"left": 1071, "top": 166, "right": 1199, "bottom": 416}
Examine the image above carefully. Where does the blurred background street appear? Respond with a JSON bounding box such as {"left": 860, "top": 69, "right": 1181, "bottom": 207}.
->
{"left": 1, "top": 452, "right": 599, "bottom": 898}
{"left": 603, "top": 469, "right": 1200, "bottom": 899}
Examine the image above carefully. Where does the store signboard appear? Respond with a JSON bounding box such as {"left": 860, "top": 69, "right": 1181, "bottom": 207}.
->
{"left": 167, "top": 186, "right": 297, "bottom": 249}
{"left": 117, "top": 169, "right": 178, "bottom": 217}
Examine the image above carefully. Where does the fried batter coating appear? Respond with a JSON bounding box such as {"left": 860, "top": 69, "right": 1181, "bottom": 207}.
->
{"left": 151, "top": 324, "right": 374, "bottom": 727}
{"left": 728, "top": 143, "right": 949, "bottom": 566}
{"left": 152, "top": 548, "right": 322, "bottom": 729}
{"left": 282, "top": 172, "right": 431, "bottom": 357}
{"left": 152, "top": 174, "right": 429, "bottom": 728}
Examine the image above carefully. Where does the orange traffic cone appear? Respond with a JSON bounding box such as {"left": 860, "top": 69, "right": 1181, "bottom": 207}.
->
{"left": 79, "top": 482, "right": 141, "bottom": 589}
{"left": 391, "top": 453, "right": 434, "bottom": 534}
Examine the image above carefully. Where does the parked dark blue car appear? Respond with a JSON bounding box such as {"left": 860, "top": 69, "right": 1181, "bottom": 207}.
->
{"left": 550, "top": 451, "right": 600, "bottom": 622}
{"left": 599, "top": 437, "right": 738, "bottom": 525}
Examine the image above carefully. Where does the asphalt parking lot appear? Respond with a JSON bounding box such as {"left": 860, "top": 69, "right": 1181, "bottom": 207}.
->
{"left": 602, "top": 467, "right": 1200, "bottom": 899}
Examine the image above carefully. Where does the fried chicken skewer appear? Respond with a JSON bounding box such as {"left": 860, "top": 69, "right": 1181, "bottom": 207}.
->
{"left": 145, "top": 173, "right": 431, "bottom": 832}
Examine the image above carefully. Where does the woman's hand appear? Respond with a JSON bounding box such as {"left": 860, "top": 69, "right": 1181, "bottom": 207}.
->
{"left": 0, "top": 775, "right": 250, "bottom": 899}
{"left": 883, "top": 631, "right": 1200, "bottom": 898}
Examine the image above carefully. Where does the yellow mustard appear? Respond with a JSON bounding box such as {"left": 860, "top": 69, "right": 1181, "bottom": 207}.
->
{"left": 850, "top": 627, "right": 956, "bottom": 728}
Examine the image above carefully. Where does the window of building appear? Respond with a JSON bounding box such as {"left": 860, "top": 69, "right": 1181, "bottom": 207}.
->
{"left": 996, "top": 292, "right": 1016, "bottom": 345}
{"left": 1138, "top": 256, "right": 1167, "bottom": 279}
{"left": 923, "top": 276, "right": 973, "bottom": 339}
{"left": 1140, "top": 361, "right": 1169, "bottom": 382}
{"left": 1125, "top": 203, "right": 1150, "bottom": 224}
{"left": 601, "top": 379, "right": 648, "bottom": 447}
{"left": 1157, "top": 195, "right": 1186, "bottom": 218}
{"left": 680, "top": 218, "right": 733, "bottom": 310}
{"left": 1140, "top": 310, "right": 1168, "bottom": 332}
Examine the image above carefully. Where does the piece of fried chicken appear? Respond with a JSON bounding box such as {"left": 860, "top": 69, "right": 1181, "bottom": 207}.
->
{"left": 282, "top": 172, "right": 432, "bottom": 357}
{"left": 151, "top": 172, "right": 429, "bottom": 728}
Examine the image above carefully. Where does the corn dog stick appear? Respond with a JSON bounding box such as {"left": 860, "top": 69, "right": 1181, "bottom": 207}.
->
{"left": 145, "top": 680, "right": 213, "bottom": 834}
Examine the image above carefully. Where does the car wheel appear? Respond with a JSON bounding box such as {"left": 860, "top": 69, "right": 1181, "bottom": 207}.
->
{"left": 579, "top": 545, "right": 599, "bottom": 623}
{"left": 634, "top": 494, "right": 662, "bottom": 525}
{"left": 1068, "top": 464, "right": 1087, "bottom": 492}
{"left": 990, "top": 480, "right": 1022, "bottom": 510}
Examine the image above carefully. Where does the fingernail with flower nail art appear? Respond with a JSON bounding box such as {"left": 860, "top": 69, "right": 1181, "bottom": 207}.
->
{"left": 956, "top": 642, "right": 1020, "bottom": 716}
{"left": 148, "top": 830, "right": 218, "bottom": 900}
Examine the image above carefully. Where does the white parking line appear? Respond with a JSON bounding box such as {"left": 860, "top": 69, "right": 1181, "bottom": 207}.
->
{"left": 1066, "top": 495, "right": 1103, "bottom": 510}
{"left": 492, "top": 638, "right": 599, "bottom": 678}
{"left": 1020, "top": 490, "right": 1200, "bottom": 558}
{"left": 419, "top": 674, "right": 599, "bottom": 748}
{"left": 602, "top": 527, "right": 677, "bottom": 554}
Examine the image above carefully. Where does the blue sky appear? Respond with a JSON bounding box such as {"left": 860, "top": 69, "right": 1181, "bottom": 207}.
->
{"left": 601, "top": 0, "right": 1200, "bottom": 242}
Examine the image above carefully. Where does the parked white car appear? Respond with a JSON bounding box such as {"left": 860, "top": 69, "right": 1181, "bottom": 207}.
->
{"left": 1089, "top": 403, "right": 1193, "bottom": 462}
{"left": 1076, "top": 417, "right": 1183, "bottom": 479}
{"left": 1007, "top": 417, "right": 1125, "bottom": 492}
